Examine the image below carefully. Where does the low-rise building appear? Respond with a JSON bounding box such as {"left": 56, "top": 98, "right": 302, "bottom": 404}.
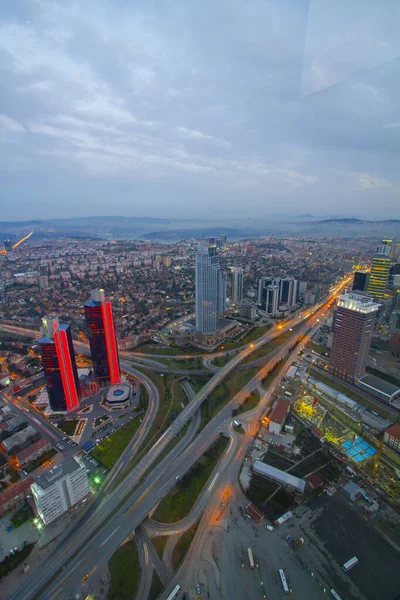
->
{"left": 268, "top": 398, "right": 291, "bottom": 435}
{"left": 14, "top": 438, "right": 52, "bottom": 468}
{"left": 384, "top": 424, "right": 400, "bottom": 453}
{"left": 0, "top": 477, "right": 35, "bottom": 516}
{"left": 358, "top": 374, "right": 400, "bottom": 408}
{"left": 31, "top": 456, "right": 90, "bottom": 525}
{"left": 253, "top": 460, "right": 306, "bottom": 493}
{"left": 0, "top": 426, "right": 37, "bottom": 454}
{"left": 105, "top": 382, "right": 132, "bottom": 410}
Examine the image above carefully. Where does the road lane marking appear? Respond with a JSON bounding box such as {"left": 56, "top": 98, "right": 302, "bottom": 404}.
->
{"left": 100, "top": 526, "right": 120, "bottom": 548}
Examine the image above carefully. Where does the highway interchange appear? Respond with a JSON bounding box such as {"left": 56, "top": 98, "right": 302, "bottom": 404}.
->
{"left": 1, "top": 278, "right": 349, "bottom": 600}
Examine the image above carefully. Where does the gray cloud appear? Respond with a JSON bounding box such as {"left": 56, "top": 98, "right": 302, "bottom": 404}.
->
{"left": 0, "top": 0, "right": 399, "bottom": 220}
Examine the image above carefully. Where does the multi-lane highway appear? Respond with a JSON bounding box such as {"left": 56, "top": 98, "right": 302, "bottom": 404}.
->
{"left": 4, "top": 277, "right": 350, "bottom": 599}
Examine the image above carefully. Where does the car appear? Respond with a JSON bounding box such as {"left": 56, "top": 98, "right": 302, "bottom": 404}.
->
{"left": 196, "top": 585, "right": 201, "bottom": 593}
{"left": 264, "top": 525, "right": 274, "bottom": 531}
{"left": 14, "top": 547, "right": 18, "bottom": 552}
{"left": 7, "top": 525, "right": 13, "bottom": 532}
{"left": 81, "top": 574, "right": 89, "bottom": 583}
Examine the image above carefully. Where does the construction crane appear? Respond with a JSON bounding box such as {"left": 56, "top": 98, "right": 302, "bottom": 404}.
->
{"left": 0, "top": 231, "right": 33, "bottom": 255}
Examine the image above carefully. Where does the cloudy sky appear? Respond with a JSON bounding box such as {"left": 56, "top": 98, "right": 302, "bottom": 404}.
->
{"left": 1, "top": 0, "right": 399, "bottom": 221}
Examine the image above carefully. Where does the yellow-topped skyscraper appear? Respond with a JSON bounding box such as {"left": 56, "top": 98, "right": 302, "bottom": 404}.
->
{"left": 367, "top": 239, "right": 392, "bottom": 298}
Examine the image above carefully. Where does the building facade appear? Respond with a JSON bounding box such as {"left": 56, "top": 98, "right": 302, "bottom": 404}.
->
{"left": 39, "top": 315, "right": 81, "bottom": 412}
{"left": 367, "top": 239, "right": 392, "bottom": 298}
{"left": 328, "top": 294, "right": 380, "bottom": 383}
{"left": 195, "top": 245, "right": 225, "bottom": 334}
{"left": 231, "top": 267, "right": 244, "bottom": 306}
{"left": 352, "top": 271, "right": 369, "bottom": 292}
{"left": 84, "top": 289, "right": 121, "bottom": 386}
{"left": 31, "top": 457, "right": 90, "bottom": 525}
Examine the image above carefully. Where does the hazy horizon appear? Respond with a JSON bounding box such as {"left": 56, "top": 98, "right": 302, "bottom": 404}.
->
{"left": 1, "top": 1, "right": 399, "bottom": 220}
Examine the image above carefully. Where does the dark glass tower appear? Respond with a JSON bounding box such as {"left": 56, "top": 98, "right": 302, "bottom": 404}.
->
{"left": 84, "top": 290, "right": 120, "bottom": 386}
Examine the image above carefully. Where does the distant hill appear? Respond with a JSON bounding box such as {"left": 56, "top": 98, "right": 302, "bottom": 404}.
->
{"left": 315, "top": 218, "right": 400, "bottom": 225}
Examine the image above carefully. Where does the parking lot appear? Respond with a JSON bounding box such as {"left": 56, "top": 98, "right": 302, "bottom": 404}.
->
{"left": 282, "top": 493, "right": 400, "bottom": 600}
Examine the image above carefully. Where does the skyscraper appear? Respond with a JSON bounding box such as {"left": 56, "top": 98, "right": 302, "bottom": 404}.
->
{"left": 231, "top": 267, "right": 243, "bottom": 306}
{"left": 265, "top": 285, "right": 280, "bottom": 317}
{"left": 367, "top": 239, "right": 392, "bottom": 298}
{"left": 39, "top": 315, "right": 81, "bottom": 412}
{"left": 328, "top": 293, "right": 380, "bottom": 383}
{"left": 352, "top": 270, "right": 369, "bottom": 292}
{"left": 84, "top": 290, "right": 120, "bottom": 386}
{"left": 279, "top": 277, "right": 298, "bottom": 307}
{"left": 219, "top": 271, "right": 227, "bottom": 315}
{"left": 195, "top": 245, "right": 225, "bottom": 334}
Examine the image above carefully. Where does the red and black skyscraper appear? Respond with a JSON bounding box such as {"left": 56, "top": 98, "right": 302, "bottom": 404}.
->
{"left": 84, "top": 290, "right": 120, "bottom": 386}
{"left": 39, "top": 315, "right": 81, "bottom": 412}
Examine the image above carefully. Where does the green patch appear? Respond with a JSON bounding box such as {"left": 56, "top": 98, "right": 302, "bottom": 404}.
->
{"left": 151, "top": 536, "right": 170, "bottom": 561}
{"left": 210, "top": 353, "right": 235, "bottom": 368}
{"left": 0, "top": 544, "right": 34, "bottom": 579}
{"left": 202, "top": 367, "right": 258, "bottom": 423}
{"left": 123, "top": 374, "right": 185, "bottom": 473}
{"left": 108, "top": 540, "right": 140, "bottom": 600}
{"left": 94, "top": 414, "right": 110, "bottom": 428}
{"left": 234, "top": 424, "right": 245, "bottom": 435}
{"left": 172, "top": 522, "right": 199, "bottom": 570}
{"left": 135, "top": 344, "right": 202, "bottom": 356}
{"left": 91, "top": 417, "right": 142, "bottom": 470}
{"left": 188, "top": 374, "right": 213, "bottom": 394}
{"left": 11, "top": 504, "right": 33, "bottom": 528}
{"left": 306, "top": 341, "right": 330, "bottom": 357}
{"left": 24, "top": 448, "right": 57, "bottom": 473}
{"left": 149, "top": 570, "right": 164, "bottom": 600}
{"left": 58, "top": 419, "right": 79, "bottom": 436}
{"left": 236, "top": 390, "right": 260, "bottom": 415}
{"left": 218, "top": 322, "right": 273, "bottom": 351}
{"left": 153, "top": 436, "right": 228, "bottom": 523}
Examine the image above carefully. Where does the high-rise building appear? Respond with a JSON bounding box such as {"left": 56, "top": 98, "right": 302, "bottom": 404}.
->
{"left": 219, "top": 271, "right": 227, "bottom": 315}
{"left": 39, "top": 315, "right": 81, "bottom": 412}
{"left": 265, "top": 285, "right": 280, "bottom": 317}
{"left": 352, "top": 270, "right": 369, "bottom": 292}
{"left": 84, "top": 290, "right": 120, "bottom": 386}
{"left": 367, "top": 239, "right": 392, "bottom": 298}
{"left": 279, "top": 277, "right": 298, "bottom": 307}
{"left": 231, "top": 267, "right": 243, "bottom": 306}
{"left": 220, "top": 234, "right": 227, "bottom": 246}
{"left": 258, "top": 277, "right": 298, "bottom": 311}
{"left": 31, "top": 457, "right": 89, "bottom": 525}
{"left": 195, "top": 245, "right": 225, "bottom": 334}
{"left": 328, "top": 293, "right": 380, "bottom": 383}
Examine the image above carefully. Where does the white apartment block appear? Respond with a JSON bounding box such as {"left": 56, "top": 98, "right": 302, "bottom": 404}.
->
{"left": 31, "top": 456, "right": 90, "bottom": 525}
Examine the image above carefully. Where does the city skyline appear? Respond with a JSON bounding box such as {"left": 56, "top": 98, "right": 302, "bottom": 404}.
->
{"left": 1, "top": 1, "right": 399, "bottom": 220}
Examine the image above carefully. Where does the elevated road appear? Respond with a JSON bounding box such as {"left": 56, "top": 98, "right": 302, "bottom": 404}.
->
{"left": 6, "top": 279, "right": 349, "bottom": 600}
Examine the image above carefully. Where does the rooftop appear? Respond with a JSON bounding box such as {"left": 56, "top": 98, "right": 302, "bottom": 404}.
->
{"left": 385, "top": 424, "right": 400, "bottom": 441}
{"left": 337, "top": 293, "right": 380, "bottom": 314}
{"left": 358, "top": 374, "right": 400, "bottom": 398}
{"left": 34, "top": 457, "right": 82, "bottom": 490}
{"left": 270, "top": 398, "right": 291, "bottom": 425}
{"left": 15, "top": 438, "right": 50, "bottom": 462}
{"left": 253, "top": 460, "right": 306, "bottom": 493}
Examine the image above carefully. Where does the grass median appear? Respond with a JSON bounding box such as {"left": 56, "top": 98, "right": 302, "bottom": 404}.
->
{"left": 91, "top": 416, "right": 143, "bottom": 470}
{"left": 172, "top": 522, "right": 199, "bottom": 570}
{"left": 152, "top": 435, "right": 229, "bottom": 523}
{"left": 234, "top": 389, "right": 260, "bottom": 415}
{"left": 203, "top": 366, "right": 258, "bottom": 422}
{"left": 108, "top": 540, "right": 140, "bottom": 600}
{"left": 151, "top": 536, "right": 170, "bottom": 561}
